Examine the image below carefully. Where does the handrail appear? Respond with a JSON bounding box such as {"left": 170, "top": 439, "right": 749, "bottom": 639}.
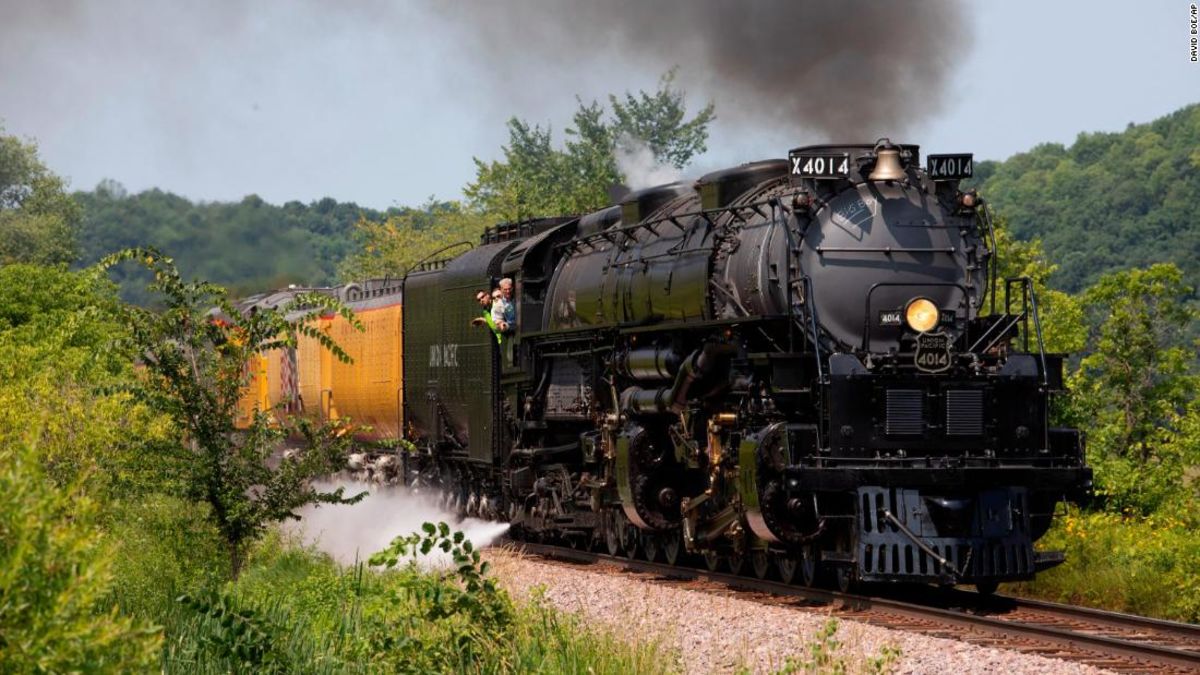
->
{"left": 562, "top": 193, "right": 798, "bottom": 254}
{"left": 773, "top": 198, "right": 796, "bottom": 352}
{"left": 402, "top": 241, "right": 474, "bottom": 280}
{"left": 1025, "top": 280, "right": 1050, "bottom": 388}
{"left": 799, "top": 275, "right": 825, "bottom": 384}
{"left": 979, "top": 204, "right": 999, "bottom": 315}
{"left": 1004, "top": 276, "right": 1049, "bottom": 388}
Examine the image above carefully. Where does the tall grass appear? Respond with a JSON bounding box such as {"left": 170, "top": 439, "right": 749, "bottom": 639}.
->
{"left": 157, "top": 533, "right": 677, "bottom": 673}
{"left": 1010, "top": 508, "right": 1200, "bottom": 623}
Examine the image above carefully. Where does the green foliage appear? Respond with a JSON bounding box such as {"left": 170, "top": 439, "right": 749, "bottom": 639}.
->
{"left": 987, "top": 215, "right": 1086, "bottom": 354}
{"left": 338, "top": 200, "right": 491, "bottom": 279}
{"left": 0, "top": 443, "right": 160, "bottom": 673}
{"left": 1012, "top": 509, "right": 1200, "bottom": 623}
{"left": 162, "top": 537, "right": 369, "bottom": 674}
{"left": 167, "top": 590, "right": 325, "bottom": 673}
{"left": 0, "top": 265, "right": 175, "bottom": 499}
{"left": 607, "top": 68, "right": 715, "bottom": 169}
{"left": 161, "top": 529, "right": 676, "bottom": 674}
{"left": 1068, "top": 264, "right": 1198, "bottom": 514}
{"left": 100, "top": 248, "right": 366, "bottom": 578}
{"left": 982, "top": 214, "right": 1199, "bottom": 619}
{"left": 0, "top": 126, "right": 82, "bottom": 266}
{"left": 1003, "top": 263, "right": 1199, "bottom": 621}
{"left": 367, "top": 521, "right": 513, "bottom": 669}
{"left": 104, "top": 494, "right": 228, "bottom": 621}
{"left": 74, "top": 185, "right": 398, "bottom": 304}
{"left": 970, "top": 104, "right": 1200, "bottom": 293}
{"left": 0, "top": 262, "right": 116, "bottom": 333}
{"left": 466, "top": 69, "right": 714, "bottom": 221}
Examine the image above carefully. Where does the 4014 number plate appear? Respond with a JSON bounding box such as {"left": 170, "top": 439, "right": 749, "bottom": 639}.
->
{"left": 914, "top": 332, "right": 952, "bottom": 372}
{"left": 926, "top": 153, "right": 973, "bottom": 180}
{"left": 790, "top": 151, "right": 850, "bottom": 179}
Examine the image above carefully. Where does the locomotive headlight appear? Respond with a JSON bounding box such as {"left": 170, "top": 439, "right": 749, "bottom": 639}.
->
{"left": 905, "top": 297, "right": 939, "bottom": 333}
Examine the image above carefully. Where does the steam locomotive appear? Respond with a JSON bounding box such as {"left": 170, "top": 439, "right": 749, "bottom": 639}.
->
{"left": 243, "top": 140, "right": 1092, "bottom": 593}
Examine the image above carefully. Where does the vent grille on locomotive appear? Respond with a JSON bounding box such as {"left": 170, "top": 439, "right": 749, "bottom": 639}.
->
{"left": 945, "top": 389, "right": 985, "bottom": 436}
{"left": 885, "top": 389, "right": 924, "bottom": 435}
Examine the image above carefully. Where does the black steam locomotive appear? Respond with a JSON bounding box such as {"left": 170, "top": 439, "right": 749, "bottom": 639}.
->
{"left": 400, "top": 140, "right": 1091, "bottom": 593}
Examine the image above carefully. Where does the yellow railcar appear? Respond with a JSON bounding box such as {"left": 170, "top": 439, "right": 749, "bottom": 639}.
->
{"left": 235, "top": 352, "right": 270, "bottom": 427}
{"left": 234, "top": 281, "right": 404, "bottom": 441}
{"left": 327, "top": 301, "right": 403, "bottom": 438}
{"left": 295, "top": 313, "right": 334, "bottom": 422}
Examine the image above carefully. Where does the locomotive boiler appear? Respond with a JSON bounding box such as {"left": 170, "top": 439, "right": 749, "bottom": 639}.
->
{"left": 395, "top": 139, "right": 1091, "bottom": 593}
{"left": 244, "top": 140, "right": 1092, "bottom": 593}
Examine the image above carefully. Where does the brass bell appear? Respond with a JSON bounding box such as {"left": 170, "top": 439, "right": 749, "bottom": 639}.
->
{"left": 868, "top": 139, "right": 906, "bottom": 182}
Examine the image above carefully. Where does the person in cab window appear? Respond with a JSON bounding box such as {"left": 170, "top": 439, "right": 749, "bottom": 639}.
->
{"left": 491, "top": 278, "right": 516, "bottom": 333}
{"left": 470, "top": 290, "right": 502, "bottom": 343}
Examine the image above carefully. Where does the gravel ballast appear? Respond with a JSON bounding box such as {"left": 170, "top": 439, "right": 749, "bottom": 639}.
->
{"left": 486, "top": 548, "right": 1112, "bottom": 674}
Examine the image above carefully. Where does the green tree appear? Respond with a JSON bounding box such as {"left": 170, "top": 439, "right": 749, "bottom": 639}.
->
{"left": 988, "top": 214, "right": 1086, "bottom": 355}
{"left": 1069, "top": 263, "right": 1197, "bottom": 512}
{"left": 607, "top": 68, "right": 714, "bottom": 169}
{"left": 466, "top": 70, "right": 715, "bottom": 221}
{"left": 339, "top": 200, "right": 491, "bottom": 279}
{"left": 101, "top": 248, "right": 367, "bottom": 578}
{"left": 970, "top": 103, "right": 1200, "bottom": 293}
{"left": 0, "top": 265, "right": 164, "bottom": 672}
{"left": 0, "top": 127, "right": 82, "bottom": 266}
{"left": 75, "top": 185, "right": 391, "bottom": 305}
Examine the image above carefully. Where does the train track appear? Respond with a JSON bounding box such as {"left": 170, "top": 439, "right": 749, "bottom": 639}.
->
{"left": 512, "top": 540, "right": 1200, "bottom": 674}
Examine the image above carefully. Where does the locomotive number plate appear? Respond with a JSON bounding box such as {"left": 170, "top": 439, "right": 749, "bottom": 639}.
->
{"left": 879, "top": 310, "right": 903, "bottom": 326}
{"left": 914, "top": 332, "right": 952, "bottom": 372}
{"left": 790, "top": 151, "right": 850, "bottom": 179}
{"left": 926, "top": 153, "right": 974, "bottom": 180}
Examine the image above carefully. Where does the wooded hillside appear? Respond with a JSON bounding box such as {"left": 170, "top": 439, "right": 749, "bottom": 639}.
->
{"left": 73, "top": 184, "right": 400, "bottom": 303}
{"left": 970, "top": 104, "right": 1200, "bottom": 294}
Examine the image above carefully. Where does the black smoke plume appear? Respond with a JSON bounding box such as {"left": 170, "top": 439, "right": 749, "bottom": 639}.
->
{"left": 435, "top": 0, "right": 970, "bottom": 141}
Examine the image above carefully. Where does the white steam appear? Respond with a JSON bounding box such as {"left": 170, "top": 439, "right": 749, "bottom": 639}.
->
{"left": 615, "top": 135, "right": 681, "bottom": 191}
{"left": 291, "top": 480, "right": 510, "bottom": 570}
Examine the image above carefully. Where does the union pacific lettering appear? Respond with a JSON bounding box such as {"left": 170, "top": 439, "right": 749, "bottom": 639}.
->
{"left": 428, "top": 343, "right": 459, "bottom": 368}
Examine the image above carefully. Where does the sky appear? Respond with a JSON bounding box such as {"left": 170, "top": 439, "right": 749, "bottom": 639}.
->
{"left": 1, "top": 0, "right": 1197, "bottom": 210}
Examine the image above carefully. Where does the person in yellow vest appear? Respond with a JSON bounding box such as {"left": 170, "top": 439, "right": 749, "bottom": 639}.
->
{"left": 469, "top": 289, "right": 503, "bottom": 343}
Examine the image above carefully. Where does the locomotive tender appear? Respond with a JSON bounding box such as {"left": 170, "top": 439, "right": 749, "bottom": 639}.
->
{"left": 247, "top": 140, "right": 1092, "bottom": 593}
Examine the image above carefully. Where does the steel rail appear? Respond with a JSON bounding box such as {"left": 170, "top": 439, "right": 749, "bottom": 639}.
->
{"left": 511, "top": 540, "right": 1200, "bottom": 673}
{"left": 990, "top": 593, "right": 1200, "bottom": 646}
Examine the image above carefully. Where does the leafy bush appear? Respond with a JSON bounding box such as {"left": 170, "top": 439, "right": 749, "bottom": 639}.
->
{"left": 104, "top": 494, "right": 228, "bottom": 620}
{"left": 1013, "top": 508, "right": 1200, "bottom": 622}
{"left": 102, "top": 248, "right": 366, "bottom": 579}
{"left": 0, "top": 444, "right": 161, "bottom": 672}
{"left": 161, "top": 525, "right": 677, "bottom": 674}
{"left": 366, "top": 522, "right": 514, "bottom": 670}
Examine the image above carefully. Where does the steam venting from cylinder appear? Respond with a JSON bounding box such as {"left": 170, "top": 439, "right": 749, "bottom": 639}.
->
{"left": 434, "top": 0, "right": 970, "bottom": 139}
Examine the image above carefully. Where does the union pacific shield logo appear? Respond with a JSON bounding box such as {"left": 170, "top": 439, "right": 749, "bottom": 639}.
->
{"left": 914, "top": 332, "right": 952, "bottom": 373}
